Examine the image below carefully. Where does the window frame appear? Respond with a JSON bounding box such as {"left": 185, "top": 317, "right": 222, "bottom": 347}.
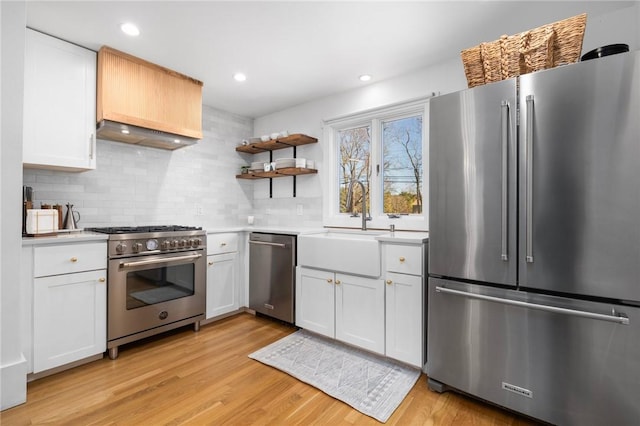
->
{"left": 323, "top": 97, "right": 430, "bottom": 231}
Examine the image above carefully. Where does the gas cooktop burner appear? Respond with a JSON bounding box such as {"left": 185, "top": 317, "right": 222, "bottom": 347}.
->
{"left": 90, "top": 225, "right": 203, "bottom": 234}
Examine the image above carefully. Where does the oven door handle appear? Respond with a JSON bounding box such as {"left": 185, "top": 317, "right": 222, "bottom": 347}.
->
{"left": 120, "top": 253, "right": 202, "bottom": 269}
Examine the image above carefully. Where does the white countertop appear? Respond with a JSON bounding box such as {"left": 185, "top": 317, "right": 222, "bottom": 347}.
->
{"left": 22, "top": 230, "right": 109, "bottom": 246}
{"left": 375, "top": 231, "right": 429, "bottom": 244}
{"left": 242, "top": 226, "right": 327, "bottom": 235}
{"left": 206, "top": 226, "right": 326, "bottom": 235}
{"left": 22, "top": 227, "right": 428, "bottom": 246}
{"left": 208, "top": 226, "right": 428, "bottom": 243}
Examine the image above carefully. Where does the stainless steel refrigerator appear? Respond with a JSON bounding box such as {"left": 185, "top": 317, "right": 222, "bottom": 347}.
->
{"left": 427, "top": 50, "right": 640, "bottom": 425}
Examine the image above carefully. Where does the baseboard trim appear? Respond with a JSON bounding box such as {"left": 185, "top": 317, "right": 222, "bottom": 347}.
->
{"left": 1, "top": 355, "right": 27, "bottom": 410}
{"left": 200, "top": 307, "right": 254, "bottom": 326}
{"left": 27, "top": 353, "right": 103, "bottom": 382}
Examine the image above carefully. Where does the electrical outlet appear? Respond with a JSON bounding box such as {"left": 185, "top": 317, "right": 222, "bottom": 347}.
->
{"left": 195, "top": 205, "right": 204, "bottom": 216}
{"left": 296, "top": 204, "right": 303, "bottom": 215}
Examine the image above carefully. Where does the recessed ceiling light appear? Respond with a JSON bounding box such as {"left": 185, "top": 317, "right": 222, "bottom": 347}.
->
{"left": 120, "top": 23, "right": 140, "bottom": 37}
{"left": 359, "top": 74, "right": 372, "bottom": 82}
{"left": 233, "top": 73, "right": 247, "bottom": 82}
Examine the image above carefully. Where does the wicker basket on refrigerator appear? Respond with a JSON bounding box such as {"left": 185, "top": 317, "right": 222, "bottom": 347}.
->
{"left": 461, "top": 13, "right": 587, "bottom": 88}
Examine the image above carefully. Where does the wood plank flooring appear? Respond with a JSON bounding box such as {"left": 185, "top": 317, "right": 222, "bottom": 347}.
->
{"left": 2, "top": 313, "right": 540, "bottom": 425}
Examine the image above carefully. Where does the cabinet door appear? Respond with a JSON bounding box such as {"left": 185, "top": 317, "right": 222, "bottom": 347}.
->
{"left": 23, "top": 29, "right": 97, "bottom": 171}
{"left": 335, "top": 273, "right": 385, "bottom": 354}
{"left": 206, "top": 252, "right": 238, "bottom": 318}
{"left": 385, "top": 272, "right": 423, "bottom": 367}
{"left": 295, "top": 267, "right": 335, "bottom": 338}
{"left": 33, "top": 270, "right": 106, "bottom": 373}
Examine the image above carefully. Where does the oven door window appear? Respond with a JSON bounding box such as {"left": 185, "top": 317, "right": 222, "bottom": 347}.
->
{"left": 126, "top": 263, "right": 195, "bottom": 309}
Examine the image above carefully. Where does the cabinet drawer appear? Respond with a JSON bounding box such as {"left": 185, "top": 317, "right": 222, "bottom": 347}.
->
{"left": 385, "top": 244, "right": 423, "bottom": 275}
{"left": 207, "top": 233, "right": 238, "bottom": 255}
{"left": 34, "top": 242, "right": 107, "bottom": 277}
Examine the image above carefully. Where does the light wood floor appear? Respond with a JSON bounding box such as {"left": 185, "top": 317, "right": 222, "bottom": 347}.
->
{"left": 2, "top": 313, "right": 540, "bottom": 425}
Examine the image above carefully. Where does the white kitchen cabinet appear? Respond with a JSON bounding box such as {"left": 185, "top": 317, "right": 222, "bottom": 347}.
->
{"left": 296, "top": 267, "right": 335, "bottom": 337}
{"left": 206, "top": 233, "right": 239, "bottom": 319}
{"left": 385, "top": 272, "right": 423, "bottom": 367}
{"left": 29, "top": 241, "right": 107, "bottom": 374}
{"left": 23, "top": 28, "right": 97, "bottom": 171}
{"left": 335, "top": 272, "right": 385, "bottom": 354}
{"left": 33, "top": 270, "right": 106, "bottom": 372}
{"left": 383, "top": 242, "right": 427, "bottom": 368}
{"left": 296, "top": 266, "right": 385, "bottom": 354}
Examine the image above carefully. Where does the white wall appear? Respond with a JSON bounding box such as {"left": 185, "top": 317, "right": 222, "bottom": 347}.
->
{"left": 252, "top": 3, "right": 640, "bottom": 229}
{"left": 582, "top": 3, "right": 639, "bottom": 53}
{"left": 1, "top": 0, "right": 28, "bottom": 410}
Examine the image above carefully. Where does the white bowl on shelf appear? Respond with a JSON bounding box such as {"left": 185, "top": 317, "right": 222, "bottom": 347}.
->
{"left": 275, "top": 158, "right": 296, "bottom": 169}
{"left": 260, "top": 135, "right": 270, "bottom": 142}
{"left": 270, "top": 132, "right": 280, "bottom": 140}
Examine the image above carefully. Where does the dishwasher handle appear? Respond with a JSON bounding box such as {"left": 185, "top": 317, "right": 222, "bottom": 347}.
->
{"left": 435, "top": 286, "right": 629, "bottom": 325}
{"left": 249, "top": 240, "right": 287, "bottom": 248}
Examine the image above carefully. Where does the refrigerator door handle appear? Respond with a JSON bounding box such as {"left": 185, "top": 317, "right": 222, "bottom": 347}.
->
{"left": 525, "top": 95, "right": 534, "bottom": 263}
{"left": 435, "top": 286, "right": 630, "bottom": 325}
{"left": 501, "top": 100, "right": 509, "bottom": 261}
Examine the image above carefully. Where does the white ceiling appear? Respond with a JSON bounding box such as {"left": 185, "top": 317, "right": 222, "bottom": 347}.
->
{"left": 25, "top": 1, "right": 634, "bottom": 118}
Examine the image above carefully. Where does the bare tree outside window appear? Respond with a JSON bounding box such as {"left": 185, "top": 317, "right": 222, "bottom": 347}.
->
{"left": 382, "top": 116, "right": 423, "bottom": 214}
{"left": 338, "top": 126, "right": 370, "bottom": 214}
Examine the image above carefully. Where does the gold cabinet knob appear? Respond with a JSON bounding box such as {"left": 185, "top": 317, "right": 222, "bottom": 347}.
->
{"left": 335, "top": 279, "right": 341, "bottom": 285}
{"left": 399, "top": 257, "right": 406, "bottom": 263}
{"left": 98, "top": 277, "right": 106, "bottom": 282}
{"left": 70, "top": 257, "right": 78, "bottom": 262}
{"left": 327, "top": 278, "right": 333, "bottom": 283}
{"left": 208, "top": 261, "right": 214, "bottom": 266}
{"left": 386, "top": 280, "right": 393, "bottom": 285}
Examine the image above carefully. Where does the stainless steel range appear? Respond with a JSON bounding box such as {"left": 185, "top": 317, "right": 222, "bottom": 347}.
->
{"left": 90, "top": 225, "right": 206, "bottom": 359}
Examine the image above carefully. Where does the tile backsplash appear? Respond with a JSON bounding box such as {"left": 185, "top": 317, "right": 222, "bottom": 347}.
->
{"left": 23, "top": 105, "right": 256, "bottom": 229}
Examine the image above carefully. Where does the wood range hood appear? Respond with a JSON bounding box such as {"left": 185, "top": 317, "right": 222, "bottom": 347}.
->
{"left": 96, "top": 46, "right": 203, "bottom": 150}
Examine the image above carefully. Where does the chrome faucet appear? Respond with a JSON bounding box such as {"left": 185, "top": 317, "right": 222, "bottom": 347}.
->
{"left": 348, "top": 180, "right": 368, "bottom": 231}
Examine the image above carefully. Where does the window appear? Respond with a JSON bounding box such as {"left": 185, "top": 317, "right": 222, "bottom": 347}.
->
{"left": 338, "top": 125, "right": 370, "bottom": 214}
{"left": 323, "top": 98, "right": 429, "bottom": 231}
{"left": 382, "top": 116, "right": 423, "bottom": 215}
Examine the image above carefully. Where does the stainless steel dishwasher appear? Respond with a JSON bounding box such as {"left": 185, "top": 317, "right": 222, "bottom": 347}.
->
{"left": 249, "top": 233, "right": 296, "bottom": 323}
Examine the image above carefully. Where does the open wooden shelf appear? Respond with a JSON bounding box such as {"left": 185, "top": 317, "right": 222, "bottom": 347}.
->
{"left": 235, "top": 133, "right": 317, "bottom": 198}
{"left": 235, "top": 134, "right": 318, "bottom": 154}
{"left": 236, "top": 167, "right": 317, "bottom": 180}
